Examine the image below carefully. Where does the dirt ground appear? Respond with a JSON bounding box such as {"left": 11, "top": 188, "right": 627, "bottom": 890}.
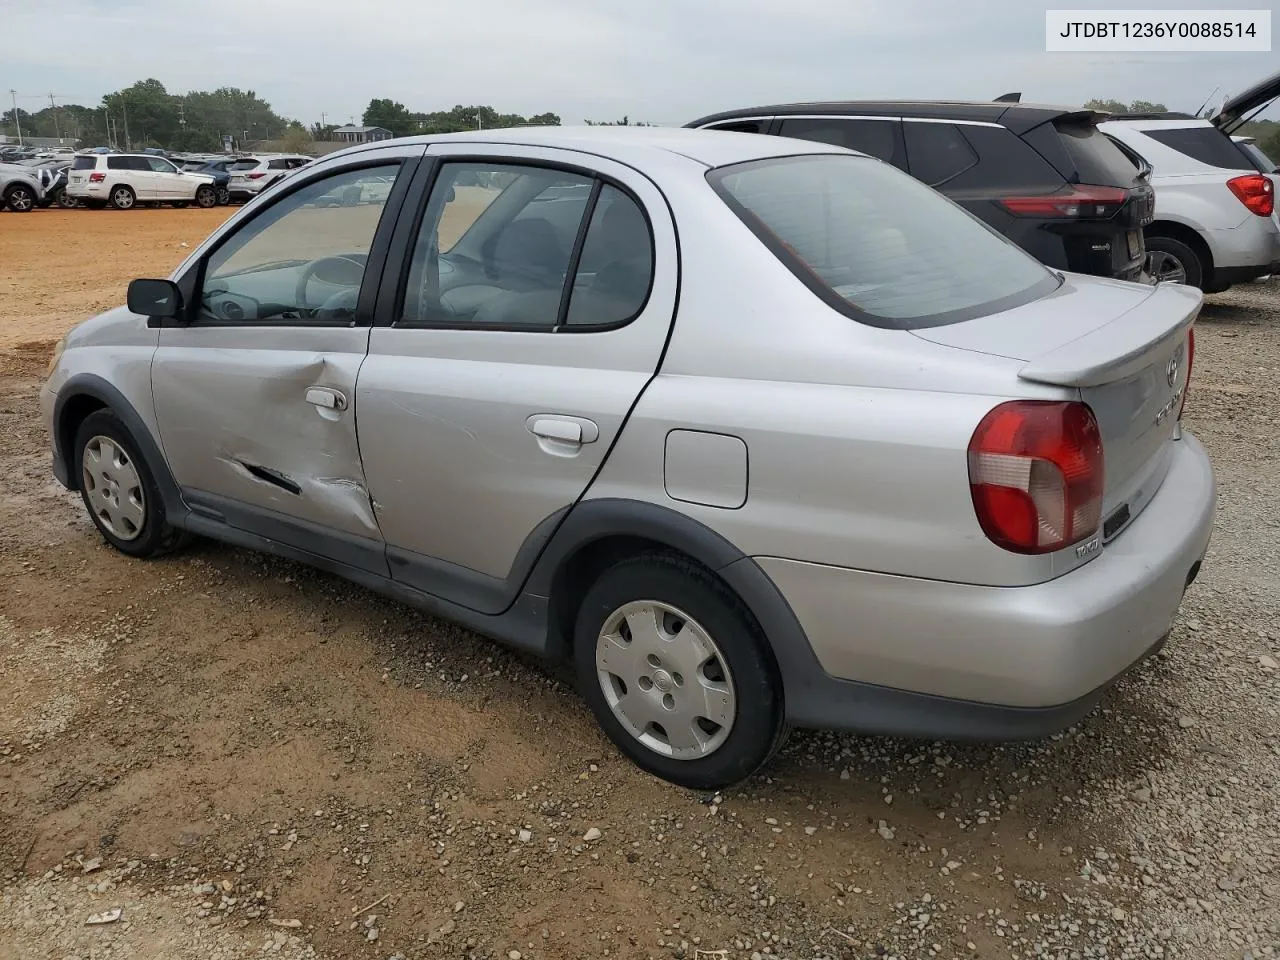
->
{"left": 1, "top": 208, "right": 1277, "bottom": 960}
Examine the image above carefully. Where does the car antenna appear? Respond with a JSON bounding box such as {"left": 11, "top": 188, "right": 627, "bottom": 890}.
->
{"left": 1193, "top": 86, "right": 1220, "bottom": 118}
{"left": 993, "top": 92, "right": 1021, "bottom": 103}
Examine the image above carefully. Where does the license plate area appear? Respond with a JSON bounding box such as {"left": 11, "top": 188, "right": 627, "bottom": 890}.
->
{"left": 1126, "top": 229, "right": 1144, "bottom": 260}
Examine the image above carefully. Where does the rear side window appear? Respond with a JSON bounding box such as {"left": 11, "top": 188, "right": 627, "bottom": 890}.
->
{"left": 106, "top": 156, "right": 131, "bottom": 171}
{"left": 903, "top": 122, "right": 979, "bottom": 186}
{"left": 1055, "top": 123, "right": 1144, "bottom": 184}
{"left": 1143, "top": 126, "right": 1254, "bottom": 170}
{"left": 705, "top": 120, "right": 768, "bottom": 134}
{"left": 708, "top": 154, "right": 1058, "bottom": 330}
{"left": 956, "top": 126, "right": 1064, "bottom": 190}
{"left": 777, "top": 117, "right": 902, "bottom": 165}
{"left": 71, "top": 156, "right": 96, "bottom": 170}
{"left": 268, "top": 159, "right": 290, "bottom": 170}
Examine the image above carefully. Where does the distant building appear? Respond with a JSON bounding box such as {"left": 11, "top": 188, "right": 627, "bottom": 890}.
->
{"left": 332, "top": 125, "right": 394, "bottom": 144}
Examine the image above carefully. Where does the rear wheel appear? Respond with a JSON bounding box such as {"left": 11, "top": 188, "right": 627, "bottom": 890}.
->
{"left": 1146, "top": 236, "right": 1204, "bottom": 289}
{"left": 4, "top": 183, "right": 36, "bottom": 212}
{"left": 194, "top": 185, "right": 217, "bottom": 208}
{"left": 216, "top": 186, "right": 230, "bottom": 205}
{"left": 109, "top": 184, "right": 136, "bottom": 210}
{"left": 573, "top": 554, "right": 786, "bottom": 789}
{"left": 57, "top": 189, "right": 79, "bottom": 209}
{"left": 73, "top": 410, "right": 186, "bottom": 559}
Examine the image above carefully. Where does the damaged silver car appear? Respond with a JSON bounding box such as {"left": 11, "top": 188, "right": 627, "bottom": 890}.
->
{"left": 43, "top": 127, "right": 1214, "bottom": 788}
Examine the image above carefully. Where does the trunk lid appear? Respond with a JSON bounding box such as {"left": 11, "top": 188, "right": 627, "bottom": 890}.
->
{"left": 1211, "top": 68, "right": 1280, "bottom": 134}
{"left": 912, "top": 276, "right": 1201, "bottom": 536}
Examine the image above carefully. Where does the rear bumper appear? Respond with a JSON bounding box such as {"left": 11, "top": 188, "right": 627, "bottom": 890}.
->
{"left": 66, "top": 182, "right": 109, "bottom": 199}
{"left": 1204, "top": 213, "right": 1280, "bottom": 271}
{"left": 758, "top": 433, "right": 1215, "bottom": 738}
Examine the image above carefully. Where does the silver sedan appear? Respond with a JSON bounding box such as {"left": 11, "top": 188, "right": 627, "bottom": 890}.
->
{"left": 42, "top": 126, "right": 1215, "bottom": 788}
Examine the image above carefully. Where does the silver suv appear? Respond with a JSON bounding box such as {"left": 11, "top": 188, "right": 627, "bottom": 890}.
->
{"left": 42, "top": 128, "right": 1215, "bottom": 787}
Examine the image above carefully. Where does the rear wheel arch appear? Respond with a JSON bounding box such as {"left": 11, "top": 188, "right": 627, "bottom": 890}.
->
{"left": 531, "top": 500, "right": 799, "bottom": 682}
{"left": 1145, "top": 220, "right": 1214, "bottom": 283}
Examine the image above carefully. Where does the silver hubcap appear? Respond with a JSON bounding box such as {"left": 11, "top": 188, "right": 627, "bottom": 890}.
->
{"left": 82, "top": 436, "right": 145, "bottom": 541}
{"left": 1149, "top": 251, "right": 1187, "bottom": 285}
{"left": 113, "top": 188, "right": 133, "bottom": 208}
{"left": 595, "top": 600, "right": 736, "bottom": 760}
{"left": 10, "top": 189, "right": 33, "bottom": 211}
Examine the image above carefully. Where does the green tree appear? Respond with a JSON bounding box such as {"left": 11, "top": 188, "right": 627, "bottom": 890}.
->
{"left": 362, "top": 98, "right": 415, "bottom": 136}
{"left": 280, "top": 121, "right": 314, "bottom": 154}
{"left": 1084, "top": 98, "right": 1167, "bottom": 115}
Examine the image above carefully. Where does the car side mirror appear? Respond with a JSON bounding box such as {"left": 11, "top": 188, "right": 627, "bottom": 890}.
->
{"left": 128, "top": 278, "right": 184, "bottom": 326}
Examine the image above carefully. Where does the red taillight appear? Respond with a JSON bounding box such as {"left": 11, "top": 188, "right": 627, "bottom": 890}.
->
{"left": 1226, "top": 174, "right": 1274, "bottom": 217}
{"left": 247, "top": 172, "right": 267, "bottom": 180}
{"left": 997, "top": 184, "right": 1128, "bottom": 220}
{"left": 88, "top": 172, "right": 105, "bottom": 183}
{"left": 968, "top": 401, "right": 1104, "bottom": 554}
{"left": 1178, "top": 327, "right": 1195, "bottom": 422}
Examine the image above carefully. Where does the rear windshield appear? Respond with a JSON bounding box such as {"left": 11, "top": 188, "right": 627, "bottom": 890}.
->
{"left": 708, "top": 154, "right": 1058, "bottom": 330}
{"left": 1055, "top": 122, "right": 1142, "bottom": 184}
{"left": 1143, "top": 126, "right": 1255, "bottom": 170}
{"left": 71, "top": 156, "right": 96, "bottom": 170}
{"left": 229, "top": 159, "right": 259, "bottom": 171}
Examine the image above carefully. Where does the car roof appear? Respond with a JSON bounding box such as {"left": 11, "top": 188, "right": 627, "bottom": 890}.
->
{"left": 686, "top": 101, "right": 1095, "bottom": 135}
{"left": 335, "top": 125, "right": 850, "bottom": 169}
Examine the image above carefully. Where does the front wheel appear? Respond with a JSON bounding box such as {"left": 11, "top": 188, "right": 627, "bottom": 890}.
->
{"left": 216, "top": 186, "right": 230, "bottom": 205}
{"left": 73, "top": 410, "right": 187, "bottom": 558}
{"left": 194, "top": 185, "right": 217, "bottom": 209}
{"left": 573, "top": 554, "right": 786, "bottom": 789}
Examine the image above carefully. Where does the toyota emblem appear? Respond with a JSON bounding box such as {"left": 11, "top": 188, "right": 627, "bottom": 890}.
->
{"left": 1166, "top": 354, "right": 1179, "bottom": 388}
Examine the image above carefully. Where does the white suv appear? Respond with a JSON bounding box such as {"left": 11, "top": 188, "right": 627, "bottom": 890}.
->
{"left": 66, "top": 154, "right": 218, "bottom": 210}
{"left": 226, "top": 154, "right": 312, "bottom": 202}
{"left": 1099, "top": 70, "right": 1279, "bottom": 292}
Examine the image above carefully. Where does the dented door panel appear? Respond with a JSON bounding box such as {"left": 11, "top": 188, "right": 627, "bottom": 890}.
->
{"left": 151, "top": 327, "right": 381, "bottom": 546}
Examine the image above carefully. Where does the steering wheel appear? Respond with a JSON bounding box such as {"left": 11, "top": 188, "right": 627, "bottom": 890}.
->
{"left": 295, "top": 254, "right": 367, "bottom": 312}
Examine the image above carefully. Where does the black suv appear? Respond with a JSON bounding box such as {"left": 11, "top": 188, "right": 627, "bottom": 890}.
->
{"left": 687, "top": 101, "right": 1156, "bottom": 283}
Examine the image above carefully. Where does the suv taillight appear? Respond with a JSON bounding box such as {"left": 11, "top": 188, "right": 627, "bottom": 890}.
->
{"left": 997, "top": 185, "right": 1128, "bottom": 220}
{"left": 247, "top": 172, "right": 266, "bottom": 180}
{"left": 968, "top": 401, "right": 1104, "bottom": 554}
{"left": 88, "top": 172, "right": 105, "bottom": 183}
{"left": 1226, "top": 174, "right": 1274, "bottom": 217}
{"left": 1178, "top": 328, "right": 1195, "bottom": 422}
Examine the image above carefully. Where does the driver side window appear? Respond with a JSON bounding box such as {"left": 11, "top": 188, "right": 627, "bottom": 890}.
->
{"left": 197, "top": 163, "right": 401, "bottom": 325}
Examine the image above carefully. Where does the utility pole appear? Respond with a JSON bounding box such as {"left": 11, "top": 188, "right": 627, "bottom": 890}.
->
{"left": 49, "top": 93, "right": 62, "bottom": 142}
{"left": 475, "top": 112, "right": 482, "bottom": 130}
{"left": 9, "top": 89, "right": 22, "bottom": 145}
{"left": 121, "top": 97, "right": 131, "bottom": 151}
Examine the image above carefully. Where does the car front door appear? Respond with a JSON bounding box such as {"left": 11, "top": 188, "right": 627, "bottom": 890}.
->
{"left": 146, "top": 156, "right": 184, "bottom": 199}
{"left": 356, "top": 145, "right": 676, "bottom": 613}
{"left": 152, "top": 145, "right": 424, "bottom": 573}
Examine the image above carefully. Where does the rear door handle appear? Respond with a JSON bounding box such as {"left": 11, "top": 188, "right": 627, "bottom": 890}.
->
{"left": 527, "top": 415, "right": 599, "bottom": 445}
{"left": 305, "top": 386, "right": 347, "bottom": 411}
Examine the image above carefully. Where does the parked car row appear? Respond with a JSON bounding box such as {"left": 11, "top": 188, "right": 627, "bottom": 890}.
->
{"left": 689, "top": 67, "right": 1279, "bottom": 294}
{"left": 1, "top": 149, "right": 316, "bottom": 212}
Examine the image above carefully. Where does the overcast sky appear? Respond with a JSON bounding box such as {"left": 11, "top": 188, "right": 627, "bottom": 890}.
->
{"left": 5, "top": 0, "right": 1277, "bottom": 125}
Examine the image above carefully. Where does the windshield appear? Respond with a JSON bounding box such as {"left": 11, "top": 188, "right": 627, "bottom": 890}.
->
{"left": 708, "top": 154, "right": 1059, "bottom": 330}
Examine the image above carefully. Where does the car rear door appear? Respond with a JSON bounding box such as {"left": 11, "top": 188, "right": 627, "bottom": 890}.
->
{"left": 151, "top": 145, "right": 424, "bottom": 571}
{"left": 355, "top": 144, "right": 677, "bottom": 614}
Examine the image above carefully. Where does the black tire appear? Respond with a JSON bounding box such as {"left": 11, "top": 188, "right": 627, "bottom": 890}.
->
{"left": 573, "top": 554, "right": 786, "bottom": 789}
{"left": 73, "top": 410, "right": 187, "bottom": 559}
{"left": 1146, "top": 235, "right": 1205, "bottom": 289}
{"left": 56, "top": 189, "right": 79, "bottom": 209}
{"left": 4, "top": 183, "right": 37, "bottom": 212}
{"left": 194, "top": 185, "right": 217, "bottom": 209}
{"left": 216, "top": 187, "right": 230, "bottom": 205}
{"left": 109, "top": 184, "right": 136, "bottom": 210}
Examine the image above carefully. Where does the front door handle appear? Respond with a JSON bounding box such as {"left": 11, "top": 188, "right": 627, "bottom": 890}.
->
{"left": 305, "top": 386, "right": 347, "bottom": 411}
{"left": 527, "top": 415, "right": 599, "bottom": 445}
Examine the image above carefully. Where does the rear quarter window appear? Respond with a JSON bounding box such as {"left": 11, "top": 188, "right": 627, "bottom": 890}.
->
{"left": 1055, "top": 123, "right": 1144, "bottom": 184}
{"left": 708, "top": 154, "right": 1059, "bottom": 330}
{"left": 952, "top": 126, "right": 1064, "bottom": 191}
{"left": 1143, "top": 126, "right": 1255, "bottom": 170}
